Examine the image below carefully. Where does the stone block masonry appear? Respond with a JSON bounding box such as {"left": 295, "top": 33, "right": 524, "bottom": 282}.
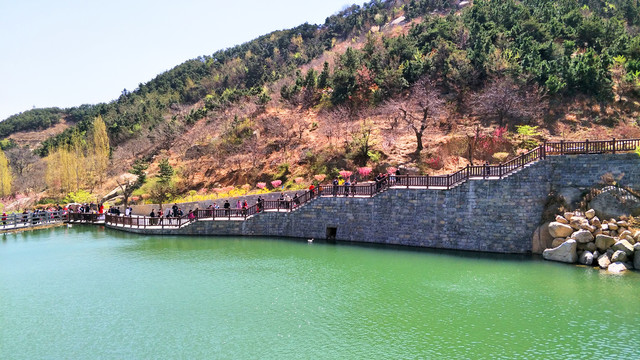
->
{"left": 107, "top": 153, "right": 640, "bottom": 254}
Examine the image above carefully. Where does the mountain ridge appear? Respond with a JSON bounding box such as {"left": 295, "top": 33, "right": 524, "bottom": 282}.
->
{"left": 1, "top": 0, "right": 640, "bottom": 209}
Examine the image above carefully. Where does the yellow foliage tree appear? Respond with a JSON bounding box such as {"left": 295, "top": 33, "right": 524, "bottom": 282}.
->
{"left": 0, "top": 149, "right": 12, "bottom": 196}
{"left": 45, "top": 115, "right": 110, "bottom": 195}
{"left": 46, "top": 132, "right": 85, "bottom": 194}
{"left": 90, "top": 115, "right": 110, "bottom": 186}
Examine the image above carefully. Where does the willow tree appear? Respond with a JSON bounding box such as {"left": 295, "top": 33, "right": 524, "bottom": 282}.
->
{"left": 90, "top": 115, "right": 110, "bottom": 186}
{"left": 0, "top": 149, "right": 12, "bottom": 196}
{"left": 45, "top": 132, "right": 85, "bottom": 194}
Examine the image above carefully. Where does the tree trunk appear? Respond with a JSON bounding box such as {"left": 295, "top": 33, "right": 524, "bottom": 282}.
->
{"left": 415, "top": 130, "right": 423, "bottom": 153}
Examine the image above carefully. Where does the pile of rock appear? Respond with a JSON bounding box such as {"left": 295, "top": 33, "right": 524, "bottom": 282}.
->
{"left": 542, "top": 209, "right": 640, "bottom": 273}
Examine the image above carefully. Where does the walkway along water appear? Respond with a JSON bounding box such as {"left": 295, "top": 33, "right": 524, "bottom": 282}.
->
{"left": 0, "top": 210, "right": 67, "bottom": 233}
{"left": 32, "top": 138, "right": 640, "bottom": 253}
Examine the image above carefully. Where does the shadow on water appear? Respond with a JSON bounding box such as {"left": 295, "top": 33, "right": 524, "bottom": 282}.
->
{"left": 99, "top": 226, "right": 539, "bottom": 264}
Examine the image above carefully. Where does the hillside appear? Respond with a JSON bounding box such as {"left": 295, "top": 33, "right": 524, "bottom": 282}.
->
{"left": 1, "top": 0, "right": 640, "bottom": 209}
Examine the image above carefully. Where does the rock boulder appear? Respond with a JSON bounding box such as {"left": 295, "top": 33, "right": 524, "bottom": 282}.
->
{"left": 607, "top": 262, "right": 628, "bottom": 273}
{"left": 595, "top": 234, "right": 616, "bottom": 252}
{"left": 634, "top": 243, "right": 640, "bottom": 270}
{"left": 612, "top": 239, "right": 634, "bottom": 257}
{"left": 589, "top": 186, "right": 640, "bottom": 219}
{"left": 532, "top": 222, "right": 554, "bottom": 254}
{"left": 611, "top": 250, "right": 628, "bottom": 263}
{"left": 597, "top": 254, "right": 611, "bottom": 269}
{"left": 585, "top": 209, "right": 596, "bottom": 219}
{"left": 555, "top": 215, "right": 569, "bottom": 224}
{"left": 572, "top": 229, "right": 594, "bottom": 243}
{"left": 579, "top": 251, "right": 594, "bottom": 266}
{"left": 549, "top": 222, "right": 574, "bottom": 238}
{"left": 543, "top": 239, "right": 578, "bottom": 263}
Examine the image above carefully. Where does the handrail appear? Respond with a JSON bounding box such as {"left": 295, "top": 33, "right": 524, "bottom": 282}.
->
{"left": 103, "top": 137, "right": 639, "bottom": 230}
{"left": 0, "top": 210, "right": 67, "bottom": 232}
{"left": 319, "top": 138, "right": 639, "bottom": 194}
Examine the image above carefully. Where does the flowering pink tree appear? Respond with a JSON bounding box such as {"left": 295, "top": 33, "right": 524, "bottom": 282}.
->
{"left": 256, "top": 182, "right": 266, "bottom": 190}
{"left": 339, "top": 170, "right": 353, "bottom": 179}
{"left": 387, "top": 167, "right": 397, "bottom": 174}
{"left": 241, "top": 184, "right": 251, "bottom": 193}
{"left": 223, "top": 186, "right": 235, "bottom": 192}
{"left": 294, "top": 177, "right": 304, "bottom": 184}
{"left": 213, "top": 187, "right": 224, "bottom": 194}
{"left": 358, "top": 167, "right": 372, "bottom": 178}
{"left": 271, "top": 180, "right": 282, "bottom": 188}
{"left": 314, "top": 174, "right": 326, "bottom": 182}
{"left": 199, "top": 188, "right": 208, "bottom": 194}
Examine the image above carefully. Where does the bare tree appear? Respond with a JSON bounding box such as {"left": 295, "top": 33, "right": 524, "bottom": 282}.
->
{"left": 6, "top": 147, "right": 38, "bottom": 177}
{"left": 261, "top": 115, "right": 297, "bottom": 156}
{"left": 112, "top": 161, "right": 147, "bottom": 208}
{"left": 390, "top": 77, "right": 445, "bottom": 153}
{"left": 321, "top": 105, "right": 359, "bottom": 146}
{"left": 473, "top": 77, "right": 545, "bottom": 126}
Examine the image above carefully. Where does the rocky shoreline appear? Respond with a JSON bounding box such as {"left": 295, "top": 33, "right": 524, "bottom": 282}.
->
{"left": 542, "top": 209, "right": 640, "bottom": 273}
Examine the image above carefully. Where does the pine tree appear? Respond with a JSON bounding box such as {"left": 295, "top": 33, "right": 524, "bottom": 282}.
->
{"left": 157, "top": 158, "right": 174, "bottom": 184}
{"left": 318, "top": 61, "right": 331, "bottom": 89}
{"left": 151, "top": 158, "right": 174, "bottom": 205}
{"left": 0, "top": 149, "right": 12, "bottom": 196}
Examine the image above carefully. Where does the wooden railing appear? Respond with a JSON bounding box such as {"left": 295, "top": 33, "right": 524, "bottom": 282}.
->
{"left": 545, "top": 138, "right": 640, "bottom": 155}
{"left": 105, "top": 213, "right": 193, "bottom": 229}
{"left": 0, "top": 210, "right": 66, "bottom": 232}
{"left": 67, "top": 213, "right": 100, "bottom": 223}
{"left": 104, "top": 191, "right": 319, "bottom": 228}
{"left": 102, "top": 138, "right": 638, "bottom": 229}
{"left": 319, "top": 138, "right": 639, "bottom": 194}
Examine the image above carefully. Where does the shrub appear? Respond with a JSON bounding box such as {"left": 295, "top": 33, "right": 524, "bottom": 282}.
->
{"left": 339, "top": 170, "right": 353, "bottom": 179}
{"left": 492, "top": 152, "right": 509, "bottom": 163}
{"left": 358, "top": 167, "right": 372, "bottom": 178}
{"left": 314, "top": 174, "right": 326, "bottom": 182}
{"left": 425, "top": 156, "right": 444, "bottom": 170}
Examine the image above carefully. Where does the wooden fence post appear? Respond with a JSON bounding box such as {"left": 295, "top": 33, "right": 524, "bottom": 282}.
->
{"left": 585, "top": 139, "right": 589, "bottom": 154}
{"left": 612, "top": 138, "right": 616, "bottom": 154}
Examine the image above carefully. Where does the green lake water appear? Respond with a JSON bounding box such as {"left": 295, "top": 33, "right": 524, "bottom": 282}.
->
{"left": 1, "top": 226, "right": 639, "bottom": 359}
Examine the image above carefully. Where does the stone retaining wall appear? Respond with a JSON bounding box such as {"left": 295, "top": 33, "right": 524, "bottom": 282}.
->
{"left": 107, "top": 153, "right": 640, "bottom": 254}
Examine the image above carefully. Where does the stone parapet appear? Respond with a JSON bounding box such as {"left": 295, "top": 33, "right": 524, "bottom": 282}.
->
{"left": 106, "top": 153, "right": 640, "bottom": 254}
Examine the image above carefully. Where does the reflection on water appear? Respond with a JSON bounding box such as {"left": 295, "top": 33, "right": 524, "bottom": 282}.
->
{"left": 1, "top": 226, "right": 639, "bottom": 359}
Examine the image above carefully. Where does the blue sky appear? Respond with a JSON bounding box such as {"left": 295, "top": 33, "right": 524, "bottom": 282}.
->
{"left": 0, "top": 0, "right": 365, "bottom": 121}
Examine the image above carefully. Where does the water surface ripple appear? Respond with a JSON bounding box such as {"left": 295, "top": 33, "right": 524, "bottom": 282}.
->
{"left": 1, "top": 227, "right": 639, "bottom": 359}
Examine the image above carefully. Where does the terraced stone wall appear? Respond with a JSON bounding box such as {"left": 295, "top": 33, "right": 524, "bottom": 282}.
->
{"left": 109, "top": 153, "right": 640, "bottom": 253}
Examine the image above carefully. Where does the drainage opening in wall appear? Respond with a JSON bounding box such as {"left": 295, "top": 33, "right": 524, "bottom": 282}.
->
{"left": 326, "top": 227, "right": 337, "bottom": 241}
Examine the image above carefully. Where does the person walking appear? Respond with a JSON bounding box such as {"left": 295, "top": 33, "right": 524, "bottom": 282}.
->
{"left": 223, "top": 200, "right": 230, "bottom": 216}
{"left": 149, "top": 209, "right": 156, "bottom": 226}
{"left": 165, "top": 207, "right": 172, "bottom": 224}
{"left": 172, "top": 203, "right": 179, "bottom": 217}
